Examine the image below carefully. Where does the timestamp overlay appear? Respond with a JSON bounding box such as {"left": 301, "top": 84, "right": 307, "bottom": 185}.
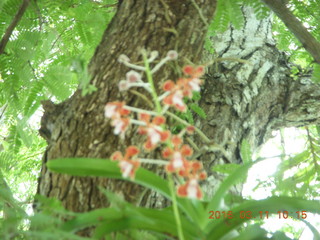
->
{"left": 208, "top": 210, "right": 308, "bottom": 223}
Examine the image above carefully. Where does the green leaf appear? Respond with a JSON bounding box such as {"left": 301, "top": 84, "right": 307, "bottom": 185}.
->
{"left": 232, "top": 224, "right": 269, "bottom": 240}
{"left": 47, "top": 158, "right": 200, "bottom": 222}
{"left": 205, "top": 160, "right": 257, "bottom": 216}
{"left": 98, "top": 188, "right": 127, "bottom": 210}
{"left": 189, "top": 103, "right": 207, "bottom": 119}
{"left": 61, "top": 208, "right": 124, "bottom": 232}
{"left": 277, "top": 150, "right": 310, "bottom": 173}
{"left": 192, "top": 91, "right": 201, "bottom": 101}
{"left": 185, "top": 109, "right": 194, "bottom": 124}
{"left": 211, "top": 163, "right": 241, "bottom": 175}
{"left": 16, "top": 120, "right": 32, "bottom": 147}
{"left": 94, "top": 219, "right": 132, "bottom": 239}
{"left": 240, "top": 139, "right": 252, "bottom": 164}
{"left": 244, "top": 0, "right": 270, "bottom": 19}
{"left": 47, "top": 158, "right": 170, "bottom": 197}
{"left": 228, "top": 1, "right": 244, "bottom": 29}
{"left": 23, "top": 80, "right": 44, "bottom": 117}
{"left": 44, "top": 65, "right": 73, "bottom": 101}
{"left": 301, "top": 218, "right": 320, "bottom": 240}
{"left": 62, "top": 206, "right": 202, "bottom": 239}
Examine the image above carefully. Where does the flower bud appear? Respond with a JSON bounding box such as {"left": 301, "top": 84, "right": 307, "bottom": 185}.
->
{"left": 167, "top": 50, "right": 178, "bottom": 60}
{"left": 126, "top": 70, "right": 141, "bottom": 83}
{"left": 118, "top": 54, "right": 130, "bottom": 63}
{"left": 150, "top": 50, "right": 159, "bottom": 59}
{"left": 118, "top": 80, "right": 129, "bottom": 91}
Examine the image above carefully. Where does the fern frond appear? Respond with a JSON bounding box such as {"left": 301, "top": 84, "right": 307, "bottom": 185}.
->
{"left": 24, "top": 80, "right": 44, "bottom": 117}
{"left": 0, "top": 151, "right": 16, "bottom": 171}
{"left": 228, "top": 0, "right": 244, "bottom": 29}
{"left": 211, "top": 0, "right": 231, "bottom": 32}
{"left": 244, "top": 0, "right": 270, "bottom": 19}
{"left": 44, "top": 65, "right": 74, "bottom": 101}
{"left": 190, "top": 103, "right": 207, "bottom": 119}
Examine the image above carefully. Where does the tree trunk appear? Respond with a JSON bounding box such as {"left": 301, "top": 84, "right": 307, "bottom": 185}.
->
{"left": 200, "top": 6, "right": 320, "bottom": 197}
{"left": 37, "top": 0, "right": 217, "bottom": 214}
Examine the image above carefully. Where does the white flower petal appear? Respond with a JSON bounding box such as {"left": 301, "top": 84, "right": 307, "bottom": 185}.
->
{"left": 120, "top": 161, "right": 133, "bottom": 178}
{"left": 173, "top": 152, "right": 183, "bottom": 168}
{"left": 189, "top": 80, "right": 200, "bottom": 91}
{"left": 113, "top": 119, "right": 124, "bottom": 135}
{"left": 148, "top": 128, "right": 161, "bottom": 145}
{"left": 118, "top": 80, "right": 129, "bottom": 91}
{"left": 105, "top": 105, "right": 117, "bottom": 118}
{"left": 187, "top": 179, "right": 198, "bottom": 199}
{"left": 172, "top": 92, "right": 184, "bottom": 107}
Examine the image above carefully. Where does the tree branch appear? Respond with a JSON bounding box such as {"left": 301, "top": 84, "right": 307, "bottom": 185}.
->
{"left": 0, "top": 0, "right": 31, "bottom": 55}
{"left": 261, "top": 0, "right": 320, "bottom": 64}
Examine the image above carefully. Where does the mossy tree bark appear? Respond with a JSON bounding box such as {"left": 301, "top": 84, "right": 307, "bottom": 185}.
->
{"left": 199, "top": 7, "right": 320, "bottom": 197}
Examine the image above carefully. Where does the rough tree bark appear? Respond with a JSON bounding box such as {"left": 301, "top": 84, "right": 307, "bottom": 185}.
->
{"left": 36, "top": 0, "right": 320, "bottom": 235}
{"left": 200, "top": 6, "right": 320, "bottom": 196}
{"left": 37, "top": 0, "right": 217, "bottom": 214}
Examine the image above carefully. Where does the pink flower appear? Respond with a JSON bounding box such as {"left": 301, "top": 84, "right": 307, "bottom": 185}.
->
{"left": 183, "top": 65, "right": 204, "bottom": 77}
{"left": 177, "top": 179, "right": 203, "bottom": 199}
{"left": 176, "top": 161, "right": 207, "bottom": 200}
{"left": 178, "top": 161, "right": 207, "bottom": 180}
{"left": 162, "top": 81, "right": 187, "bottom": 112}
{"left": 111, "top": 117, "right": 130, "bottom": 137}
{"left": 111, "top": 146, "right": 140, "bottom": 179}
{"left": 138, "top": 113, "right": 170, "bottom": 151}
{"left": 163, "top": 135, "right": 193, "bottom": 173}
{"left": 162, "top": 65, "right": 204, "bottom": 112}
{"left": 104, "top": 102, "right": 131, "bottom": 138}
{"left": 104, "top": 102, "right": 130, "bottom": 119}
{"left": 182, "top": 65, "right": 204, "bottom": 96}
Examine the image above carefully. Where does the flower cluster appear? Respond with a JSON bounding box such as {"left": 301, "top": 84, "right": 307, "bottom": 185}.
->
{"left": 104, "top": 101, "right": 131, "bottom": 138}
{"left": 104, "top": 50, "right": 207, "bottom": 200}
{"left": 177, "top": 161, "right": 207, "bottom": 199}
{"left": 138, "top": 113, "right": 171, "bottom": 151}
{"left": 162, "top": 135, "right": 206, "bottom": 198}
{"left": 162, "top": 65, "right": 204, "bottom": 112}
{"left": 111, "top": 146, "right": 140, "bottom": 179}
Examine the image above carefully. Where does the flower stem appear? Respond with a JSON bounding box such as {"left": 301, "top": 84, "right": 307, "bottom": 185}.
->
{"left": 139, "top": 158, "right": 168, "bottom": 165}
{"left": 142, "top": 51, "right": 162, "bottom": 113}
{"left": 168, "top": 173, "right": 185, "bottom": 240}
{"left": 141, "top": 50, "right": 184, "bottom": 240}
{"left": 124, "top": 105, "right": 158, "bottom": 116}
